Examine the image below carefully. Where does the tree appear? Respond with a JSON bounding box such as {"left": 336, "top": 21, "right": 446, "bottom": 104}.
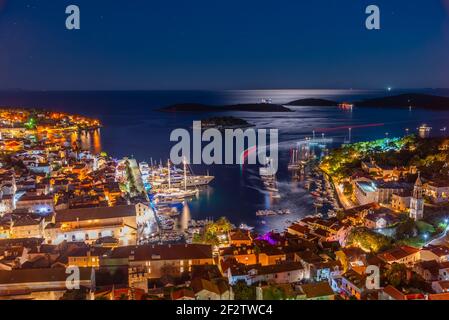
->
{"left": 24, "top": 116, "right": 37, "bottom": 129}
{"left": 263, "top": 285, "right": 288, "bottom": 300}
{"left": 233, "top": 281, "right": 256, "bottom": 300}
{"left": 215, "top": 217, "right": 233, "bottom": 233}
{"left": 383, "top": 263, "right": 408, "bottom": 288}
{"left": 193, "top": 217, "right": 233, "bottom": 246}
{"left": 347, "top": 227, "right": 392, "bottom": 253}
{"left": 395, "top": 218, "right": 417, "bottom": 240}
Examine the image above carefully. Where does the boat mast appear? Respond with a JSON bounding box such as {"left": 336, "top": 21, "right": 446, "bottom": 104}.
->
{"left": 183, "top": 157, "right": 187, "bottom": 191}
{"left": 168, "top": 159, "right": 171, "bottom": 190}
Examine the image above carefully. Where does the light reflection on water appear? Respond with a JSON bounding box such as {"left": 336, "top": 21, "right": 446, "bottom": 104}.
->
{"left": 38, "top": 129, "right": 102, "bottom": 155}
{"left": 90, "top": 97, "right": 449, "bottom": 231}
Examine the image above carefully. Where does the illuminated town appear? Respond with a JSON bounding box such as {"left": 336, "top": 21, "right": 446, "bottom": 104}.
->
{"left": 1, "top": 106, "right": 449, "bottom": 301}
{"left": 1, "top": 0, "right": 449, "bottom": 308}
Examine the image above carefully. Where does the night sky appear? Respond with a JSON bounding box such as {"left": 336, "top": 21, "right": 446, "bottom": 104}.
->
{"left": 0, "top": 0, "right": 448, "bottom": 90}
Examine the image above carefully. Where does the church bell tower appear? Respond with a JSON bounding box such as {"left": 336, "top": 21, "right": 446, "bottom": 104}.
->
{"left": 410, "top": 172, "right": 424, "bottom": 221}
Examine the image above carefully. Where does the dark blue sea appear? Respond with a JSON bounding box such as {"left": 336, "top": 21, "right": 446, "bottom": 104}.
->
{"left": 1, "top": 89, "right": 449, "bottom": 232}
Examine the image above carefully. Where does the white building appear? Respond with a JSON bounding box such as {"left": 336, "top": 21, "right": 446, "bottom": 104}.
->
{"left": 44, "top": 204, "right": 152, "bottom": 245}
{"left": 424, "top": 181, "right": 449, "bottom": 203}
{"left": 227, "top": 262, "right": 305, "bottom": 286}
{"left": 354, "top": 178, "right": 378, "bottom": 205}
{"left": 410, "top": 174, "right": 424, "bottom": 221}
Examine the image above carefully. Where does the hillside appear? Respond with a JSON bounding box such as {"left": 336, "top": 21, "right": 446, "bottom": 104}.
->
{"left": 286, "top": 98, "right": 339, "bottom": 106}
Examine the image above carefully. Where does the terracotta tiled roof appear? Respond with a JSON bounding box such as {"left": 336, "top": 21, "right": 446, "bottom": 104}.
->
{"left": 382, "top": 285, "right": 405, "bottom": 300}
{"left": 299, "top": 282, "right": 334, "bottom": 299}
{"left": 108, "top": 244, "right": 213, "bottom": 261}
{"left": 378, "top": 246, "right": 419, "bottom": 262}
{"left": 422, "top": 244, "right": 449, "bottom": 257}
{"left": 428, "top": 292, "right": 449, "bottom": 300}
{"left": 56, "top": 205, "right": 136, "bottom": 222}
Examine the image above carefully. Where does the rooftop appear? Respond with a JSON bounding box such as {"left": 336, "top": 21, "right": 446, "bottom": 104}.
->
{"left": 299, "top": 281, "right": 334, "bottom": 299}
{"left": 107, "top": 244, "right": 213, "bottom": 261}
{"left": 55, "top": 205, "right": 136, "bottom": 223}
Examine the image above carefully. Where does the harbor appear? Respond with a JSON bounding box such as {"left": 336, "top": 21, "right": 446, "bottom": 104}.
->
{"left": 134, "top": 158, "right": 216, "bottom": 244}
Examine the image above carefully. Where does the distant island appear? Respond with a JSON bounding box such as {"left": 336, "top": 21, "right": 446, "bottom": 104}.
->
{"left": 159, "top": 93, "right": 449, "bottom": 114}
{"left": 285, "top": 93, "right": 449, "bottom": 110}
{"left": 201, "top": 116, "right": 254, "bottom": 129}
{"left": 158, "top": 103, "right": 292, "bottom": 113}
{"left": 354, "top": 93, "right": 449, "bottom": 110}
{"left": 286, "top": 98, "right": 339, "bottom": 106}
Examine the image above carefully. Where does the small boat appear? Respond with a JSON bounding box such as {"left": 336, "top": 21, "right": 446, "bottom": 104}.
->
{"left": 418, "top": 124, "right": 432, "bottom": 138}
{"left": 277, "top": 209, "right": 290, "bottom": 215}
{"left": 256, "top": 210, "right": 275, "bottom": 216}
{"left": 260, "top": 158, "right": 277, "bottom": 177}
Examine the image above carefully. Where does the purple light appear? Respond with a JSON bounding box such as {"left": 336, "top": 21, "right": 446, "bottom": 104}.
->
{"left": 256, "top": 232, "right": 278, "bottom": 245}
